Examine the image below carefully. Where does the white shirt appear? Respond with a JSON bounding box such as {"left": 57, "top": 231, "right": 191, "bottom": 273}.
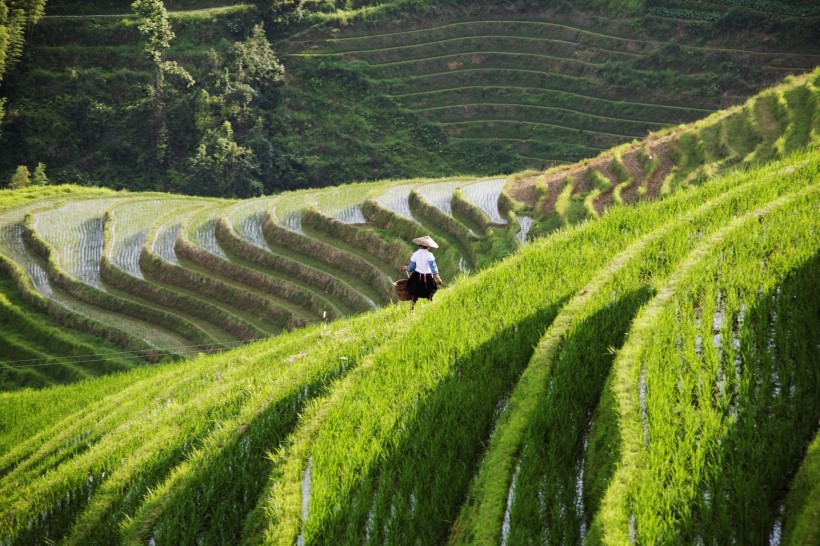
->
{"left": 410, "top": 248, "right": 436, "bottom": 274}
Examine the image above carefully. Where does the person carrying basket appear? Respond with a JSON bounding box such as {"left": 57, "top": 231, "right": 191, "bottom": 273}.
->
{"left": 399, "top": 235, "right": 443, "bottom": 312}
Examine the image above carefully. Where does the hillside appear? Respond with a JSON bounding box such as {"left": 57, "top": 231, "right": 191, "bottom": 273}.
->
{"left": 0, "top": 145, "right": 817, "bottom": 544}
{"left": 1, "top": 0, "right": 819, "bottom": 193}
{"left": 0, "top": 68, "right": 817, "bottom": 391}
{"left": 0, "top": 2, "right": 818, "bottom": 543}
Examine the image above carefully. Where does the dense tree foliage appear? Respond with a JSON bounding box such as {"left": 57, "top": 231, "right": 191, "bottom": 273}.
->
{"left": 0, "top": 0, "right": 817, "bottom": 196}
{"left": 0, "top": 0, "right": 48, "bottom": 125}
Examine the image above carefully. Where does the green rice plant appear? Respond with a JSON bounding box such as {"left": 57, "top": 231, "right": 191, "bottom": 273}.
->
{"left": 451, "top": 149, "right": 817, "bottom": 545}
{"left": 782, "top": 74, "right": 819, "bottom": 152}
{"left": 592, "top": 169, "right": 819, "bottom": 544}
{"left": 214, "top": 215, "right": 364, "bottom": 316}
{"left": 116, "top": 305, "right": 406, "bottom": 546}
{"left": 262, "top": 209, "right": 392, "bottom": 305}
{"left": 781, "top": 430, "right": 820, "bottom": 546}
{"left": 0, "top": 337, "right": 306, "bottom": 544}
{"left": 245, "top": 148, "right": 802, "bottom": 545}
{"left": 0, "top": 298, "right": 406, "bottom": 545}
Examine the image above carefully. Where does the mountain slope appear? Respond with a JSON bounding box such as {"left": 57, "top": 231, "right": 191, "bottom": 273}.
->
{"left": 0, "top": 146, "right": 817, "bottom": 545}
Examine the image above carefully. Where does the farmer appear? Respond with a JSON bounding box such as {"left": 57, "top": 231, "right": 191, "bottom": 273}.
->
{"left": 402, "top": 235, "right": 443, "bottom": 311}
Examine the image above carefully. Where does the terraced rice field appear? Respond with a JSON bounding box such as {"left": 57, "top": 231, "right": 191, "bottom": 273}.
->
{"left": 0, "top": 177, "right": 514, "bottom": 386}
{"left": 3, "top": 70, "right": 816, "bottom": 387}
{"left": 285, "top": 17, "right": 820, "bottom": 169}
{"left": 1, "top": 146, "right": 816, "bottom": 545}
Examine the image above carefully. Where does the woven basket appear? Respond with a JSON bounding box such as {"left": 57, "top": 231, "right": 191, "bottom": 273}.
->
{"left": 393, "top": 279, "right": 411, "bottom": 301}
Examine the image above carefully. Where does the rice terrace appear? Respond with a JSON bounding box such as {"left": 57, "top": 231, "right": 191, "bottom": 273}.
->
{"left": 0, "top": 0, "right": 818, "bottom": 544}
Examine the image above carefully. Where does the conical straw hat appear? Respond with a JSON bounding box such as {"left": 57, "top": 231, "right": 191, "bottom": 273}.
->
{"left": 412, "top": 235, "right": 439, "bottom": 248}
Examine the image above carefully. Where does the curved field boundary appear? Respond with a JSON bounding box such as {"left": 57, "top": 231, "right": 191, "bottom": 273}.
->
{"left": 272, "top": 190, "right": 321, "bottom": 234}
{"left": 101, "top": 204, "right": 248, "bottom": 344}
{"left": 226, "top": 197, "right": 279, "bottom": 249}
{"left": 435, "top": 118, "right": 645, "bottom": 139}
{"left": 261, "top": 215, "right": 388, "bottom": 306}
{"left": 364, "top": 50, "right": 603, "bottom": 71}
{"left": 174, "top": 219, "right": 331, "bottom": 323}
{"left": 416, "top": 102, "right": 672, "bottom": 128}
{"left": 310, "top": 19, "right": 820, "bottom": 61}
{"left": 293, "top": 35, "right": 640, "bottom": 65}
{"left": 594, "top": 181, "right": 819, "bottom": 544}
{"left": 248, "top": 140, "right": 787, "bottom": 546}
{"left": 107, "top": 198, "right": 207, "bottom": 279}
{"left": 455, "top": 136, "right": 605, "bottom": 152}
{"left": 301, "top": 207, "right": 410, "bottom": 272}
{"left": 187, "top": 204, "right": 231, "bottom": 259}
{"left": 459, "top": 178, "right": 508, "bottom": 225}
{"left": 32, "top": 198, "right": 129, "bottom": 289}
{"left": 314, "top": 181, "right": 387, "bottom": 225}
{"left": 449, "top": 155, "right": 812, "bottom": 544}
{"left": 362, "top": 194, "right": 463, "bottom": 275}
{"left": 372, "top": 183, "right": 417, "bottom": 221}
{"left": 136, "top": 251, "right": 280, "bottom": 340}
{"left": 394, "top": 86, "right": 712, "bottom": 117}
{"left": 0, "top": 288, "right": 134, "bottom": 389}
{"left": 24, "top": 210, "right": 218, "bottom": 351}
{"left": 23, "top": 213, "right": 198, "bottom": 354}
{"left": 422, "top": 104, "right": 663, "bottom": 138}
{"left": 409, "top": 187, "right": 478, "bottom": 268}
{"left": 415, "top": 179, "right": 466, "bottom": 217}
{"left": 214, "top": 217, "right": 365, "bottom": 316}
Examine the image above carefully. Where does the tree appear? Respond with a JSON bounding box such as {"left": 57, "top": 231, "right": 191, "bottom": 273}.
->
{"left": 9, "top": 164, "right": 30, "bottom": 188}
{"left": 131, "top": 0, "right": 194, "bottom": 172}
{"left": 190, "top": 121, "right": 261, "bottom": 198}
{"left": 231, "top": 25, "right": 285, "bottom": 98}
{"left": 2, "top": 0, "right": 49, "bottom": 138}
{"left": 31, "top": 161, "right": 47, "bottom": 185}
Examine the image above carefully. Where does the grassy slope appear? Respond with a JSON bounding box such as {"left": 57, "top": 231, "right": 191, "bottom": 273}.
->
{"left": 0, "top": 148, "right": 816, "bottom": 545}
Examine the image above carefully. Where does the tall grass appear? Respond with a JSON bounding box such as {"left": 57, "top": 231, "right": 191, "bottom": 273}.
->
{"left": 243, "top": 150, "right": 820, "bottom": 545}
{"left": 592, "top": 166, "right": 820, "bottom": 544}
{"left": 450, "top": 151, "right": 817, "bottom": 545}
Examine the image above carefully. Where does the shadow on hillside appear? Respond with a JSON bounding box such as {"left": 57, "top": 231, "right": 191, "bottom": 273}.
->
{"left": 303, "top": 295, "right": 571, "bottom": 544}
{"left": 676, "top": 252, "right": 820, "bottom": 545}
{"left": 506, "top": 286, "right": 653, "bottom": 545}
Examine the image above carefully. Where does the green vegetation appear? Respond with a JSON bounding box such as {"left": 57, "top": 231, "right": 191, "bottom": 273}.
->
{"left": 1, "top": 0, "right": 818, "bottom": 193}
{"left": 507, "top": 68, "right": 820, "bottom": 237}
{"left": 2, "top": 68, "right": 814, "bottom": 391}
{"left": 1, "top": 146, "right": 816, "bottom": 544}
{"left": 0, "top": 2, "right": 818, "bottom": 543}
